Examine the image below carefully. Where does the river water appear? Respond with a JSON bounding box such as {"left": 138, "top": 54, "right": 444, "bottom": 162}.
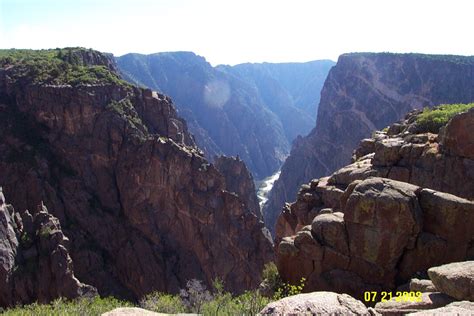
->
{"left": 255, "top": 170, "right": 281, "bottom": 209}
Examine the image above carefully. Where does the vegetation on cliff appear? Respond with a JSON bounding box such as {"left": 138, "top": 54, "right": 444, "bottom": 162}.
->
{"left": 1, "top": 263, "right": 304, "bottom": 315}
{"left": 1, "top": 296, "right": 133, "bottom": 316}
{"left": 416, "top": 102, "right": 474, "bottom": 133}
{"left": 0, "top": 48, "right": 128, "bottom": 86}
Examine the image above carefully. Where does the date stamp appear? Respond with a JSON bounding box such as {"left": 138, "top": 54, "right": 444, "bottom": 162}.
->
{"left": 364, "top": 291, "right": 422, "bottom": 303}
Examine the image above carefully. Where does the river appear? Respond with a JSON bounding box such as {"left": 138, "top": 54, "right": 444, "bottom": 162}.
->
{"left": 255, "top": 170, "right": 281, "bottom": 209}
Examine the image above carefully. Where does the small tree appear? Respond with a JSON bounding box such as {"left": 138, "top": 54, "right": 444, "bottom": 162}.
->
{"left": 179, "top": 279, "right": 213, "bottom": 313}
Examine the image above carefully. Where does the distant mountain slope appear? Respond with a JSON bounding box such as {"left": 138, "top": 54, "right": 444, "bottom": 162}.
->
{"left": 264, "top": 53, "right": 474, "bottom": 232}
{"left": 117, "top": 52, "right": 290, "bottom": 179}
{"left": 116, "top": 53, "right": 334, "bottom": 179}
{"left": 220, "top": 60, "right": 334, "bottom": 120}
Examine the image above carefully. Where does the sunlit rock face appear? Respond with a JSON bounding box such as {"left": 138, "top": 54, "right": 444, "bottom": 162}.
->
{"left": 265, "top": 53, "right": 474, "bottom": 234}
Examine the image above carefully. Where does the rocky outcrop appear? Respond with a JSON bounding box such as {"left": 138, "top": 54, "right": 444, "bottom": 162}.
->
{"left": 374, "top": 292, "right": 455, "bottom": 316}
{"left": 428, "top": 261, "right": 474, "bottom": 301}
{"left": 439, "top": 108, "right": 474, "bottom": 160}
{"left": 274, "top": 108, "right": 474, "bottom": 300}
{"left": 0, "top": 49, "right": 273, "bottom": 305}
{"left": 116, "top": 52, "right": 291, "bottom": 179}
{"left": 348, "top": 108, "right": 474, "bottom": 200}
{"left": 265, "top": 53, "right": 474, "bottom": 233}
{"left": 0, "top": 189, "right": 95, "bottom": 307}
{"left": 259, "top": 291, "right": 375, "bottom": 315}
{"left": 375, "top": 261, "right": 474, "bottom": 315}
{"left": 214, "top": 156, "right": 261, "bottom": 219}
{"left": 407, "top": 301, "right": 474, "bottom": 315}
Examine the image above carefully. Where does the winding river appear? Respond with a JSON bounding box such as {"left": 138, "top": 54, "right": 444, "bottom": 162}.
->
{"left": 255, "top": 170, "right": 281, "bottom": 209}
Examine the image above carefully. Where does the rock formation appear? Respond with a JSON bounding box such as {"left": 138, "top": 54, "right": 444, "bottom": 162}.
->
{"left": 274, "top": 107, "right": 474, "bottom": 300}
{"left": 259, "top": 291, "right": 375, "bottom": 315}
{"left": 116, "top": 52, "right": 290, "bottom": 179}
{"left": 407, "top": 302, "right": 474, "bottom": 316}
{"left": 0, "top": 48, "right": 273, "bottom": 306}
{"left": 375, "top": 261, "right": 474, "bottom": 315}
{"left": 0, "top": 189, "right": 96, "bottom": 306}
{"left": 214, "top": 156, "right": 262, "bottom": 219}
{"left": 265, "top": 53, "right": 474, "bottom": 233}
{"left": 427, "top": 261, "right": 474, "bottom": 301}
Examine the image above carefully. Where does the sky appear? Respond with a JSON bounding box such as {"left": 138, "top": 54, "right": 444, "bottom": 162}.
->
{"left": 1, "top": 0, "right": 473, "bottom": 66}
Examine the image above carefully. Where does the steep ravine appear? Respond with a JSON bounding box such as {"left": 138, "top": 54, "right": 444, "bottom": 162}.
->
{"left": 116, "top": 53, "right": 334, "bottom": 179}
{"left": 264, "top": 53, "right": 474, "bottom": 233}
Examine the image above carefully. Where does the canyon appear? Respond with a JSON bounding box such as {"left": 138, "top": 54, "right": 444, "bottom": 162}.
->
{"left": 265, "top": 53, "right": 474, "bottom": 233}
{"left": 116, "top": 53, "right": 333, "bottom": 179}
{"left": 1, "top": 48, "right": 474, "bottom": 314}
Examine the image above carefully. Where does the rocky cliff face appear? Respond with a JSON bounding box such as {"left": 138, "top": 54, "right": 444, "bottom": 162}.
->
{"left": 116, "top": 52, "right": 290, "bottom": 179}
{"left": 217, "top": 60, "right": 335, "bottom": 141}
{"left": 0, "top": 189, "right": 96, "bottom": 306}
{"left": 0, "top": 49, "right": 273, "bottom": 306}
{"left": 214, "top": 156, "right": 262, "bottom": 220}
{"left": 265, "top": 53, "right": 474, "bottom": 233}
{"left": 274, "top": 108, "right": 474, "bottom": 300}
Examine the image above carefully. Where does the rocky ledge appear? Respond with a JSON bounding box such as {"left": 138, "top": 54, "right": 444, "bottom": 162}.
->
{"left": 258, "top": 261, "right": 473, "bottom": 315}
{"left": 274, "top": 107, "right": 474, "bottom": 300}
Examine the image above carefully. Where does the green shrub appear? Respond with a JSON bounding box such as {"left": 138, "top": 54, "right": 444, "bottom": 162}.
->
{"left": 260, "top": 262, "right": 307, "bottom": 300}
{"left": 2, "top": 272, "right": 304, "bottom": 315}
{"left": 274, "top": 277, "right": 306, "bottom": 300}
{"left": 199, "top": 278, "right": 271, "bottom": 316}
{"left": 416, "top": 103, "right": 474, "bottom": 133}
{"left": 261, "top": 262, "right": 283, "bottom": 295}
{"left": 2, "top": 296, "right": 133, "bottom": 316}
{"left": 200, "top": 290, "right": 271, "bottom": 316}
{"left": 139, "top": 292, "right": 186, "bottom": 314}
{"left": 0, "top": 48, "right": 130, "bottom": 87}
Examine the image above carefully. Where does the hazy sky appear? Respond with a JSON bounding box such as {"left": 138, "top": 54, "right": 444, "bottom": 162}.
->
{"left": 1, "top": 0, "right": 473, "bottom": 65}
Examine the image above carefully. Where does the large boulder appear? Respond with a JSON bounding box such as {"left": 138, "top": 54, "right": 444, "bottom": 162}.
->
{"left": 259, "top": 292, "right": 374, "bottom": 315}
{"left": 343, "top": 178, "right": 422, "bottom": 278}
{"left": 102, "top": 307, "right": 163, "bottom": 315}
{"left": 439, "top": 108, "right": 474, "bottom": 160}
{"left": 418, "top": 190, "right": 474, "bottom": 260}
{"left": 374, "top": 292, "right": 455, "bottom": 316}
{"left": 311, "top": 212, "right": 349, "bottom": 255}
{"left": 407, "top": 301, "right": 474, "bottom": 315}
{"left": 428, "top": 261, "right": 474, "bottom": 301}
